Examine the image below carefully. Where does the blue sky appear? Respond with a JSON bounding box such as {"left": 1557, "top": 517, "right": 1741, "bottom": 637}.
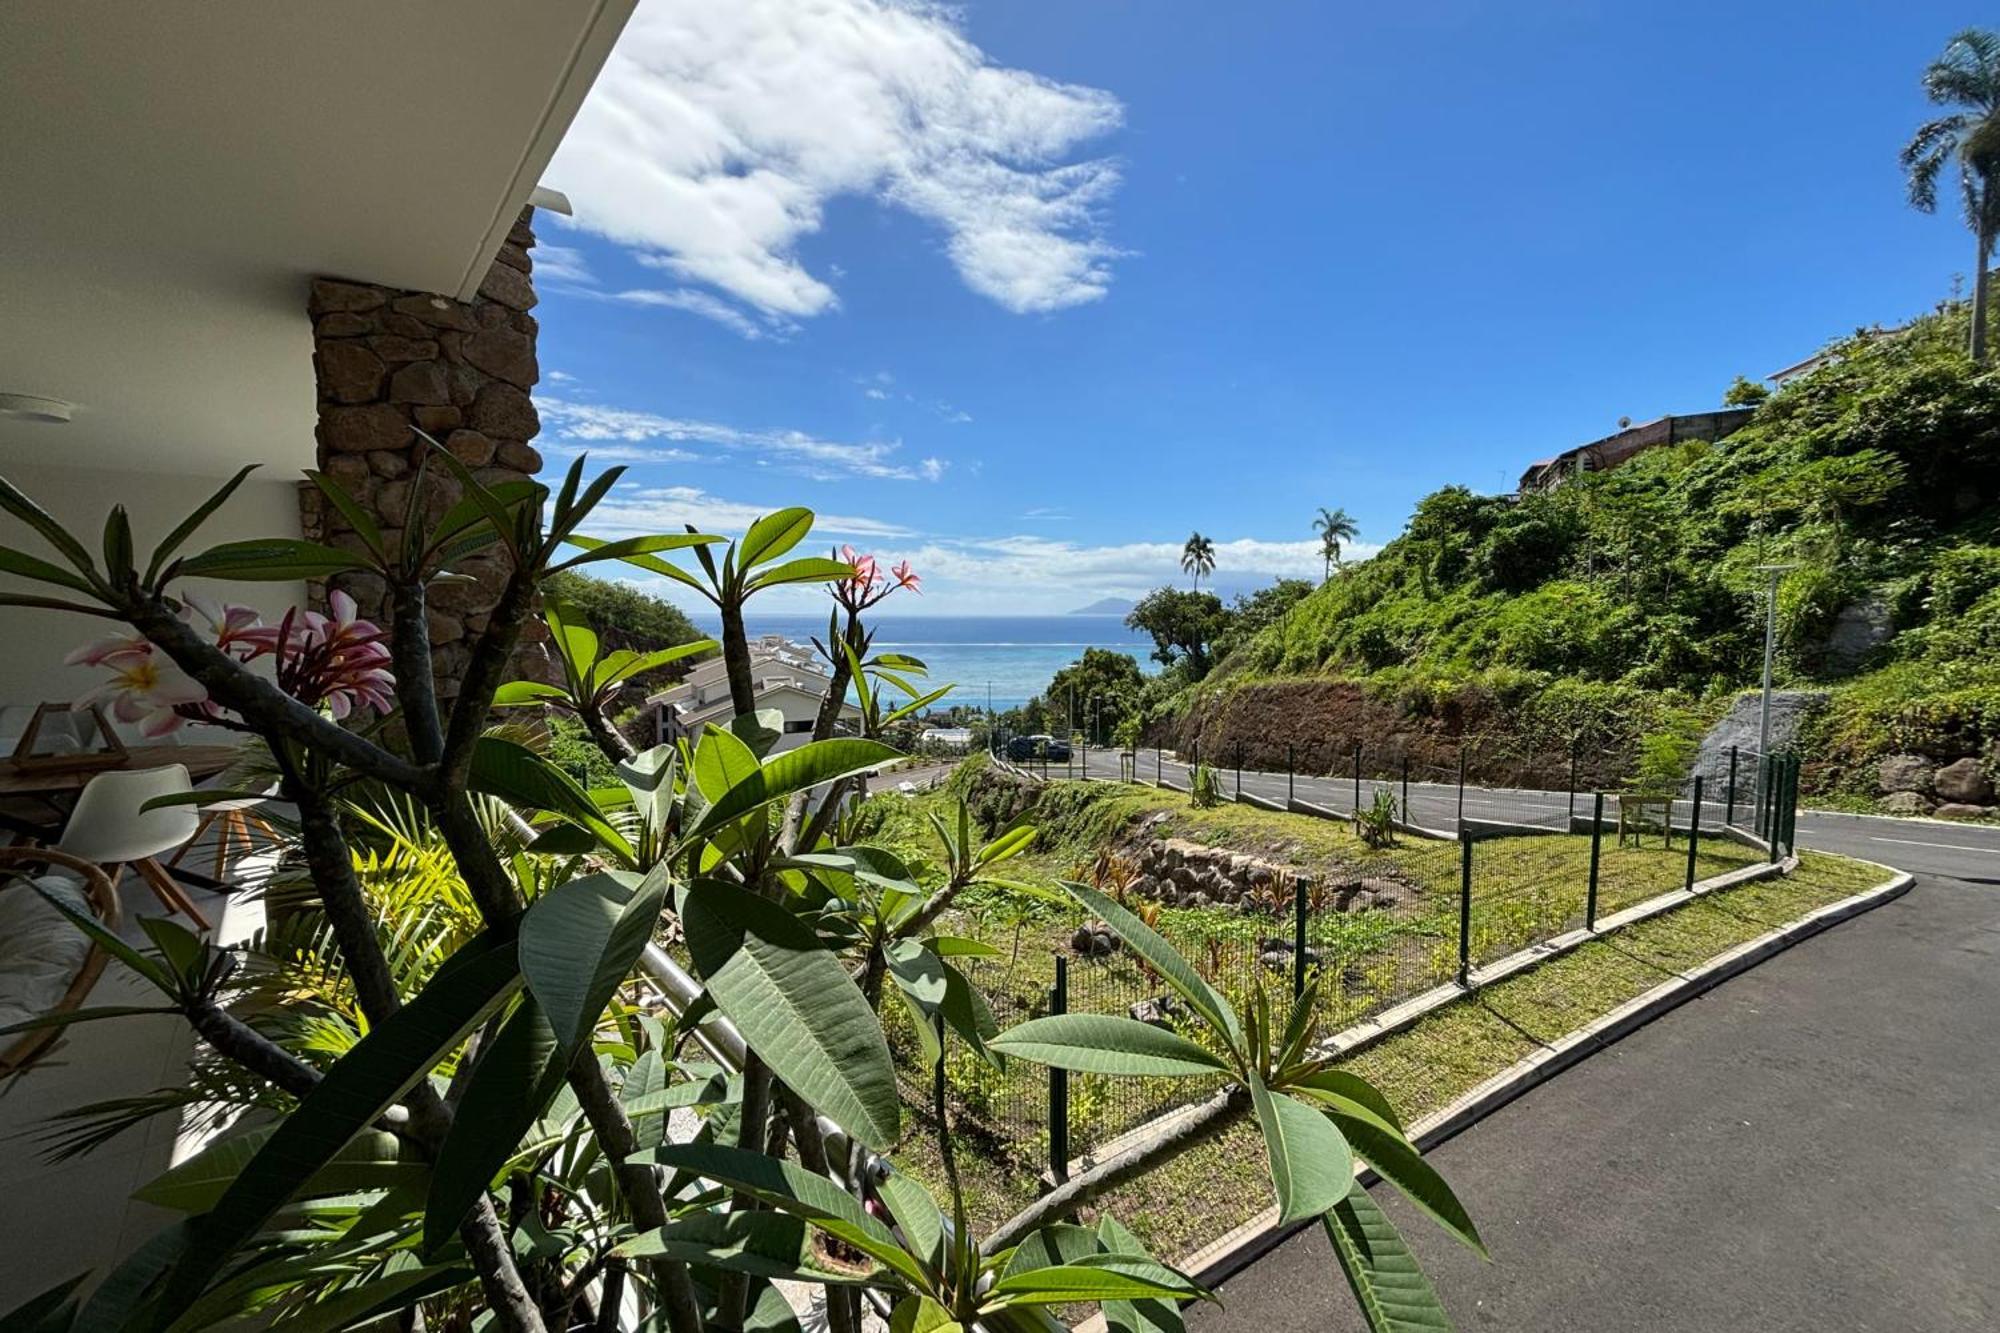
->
{"left": 535, "top": 0, "right": 1985, "bottom": 615}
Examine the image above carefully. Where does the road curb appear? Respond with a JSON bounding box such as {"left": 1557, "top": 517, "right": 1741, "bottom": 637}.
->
{"left": 1164, "top": 865, "right": 1915, "bottom": 1292}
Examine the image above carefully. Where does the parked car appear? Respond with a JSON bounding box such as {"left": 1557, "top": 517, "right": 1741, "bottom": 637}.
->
{"left": 1006, "top": 733, "right": 1070, "bottom": 762}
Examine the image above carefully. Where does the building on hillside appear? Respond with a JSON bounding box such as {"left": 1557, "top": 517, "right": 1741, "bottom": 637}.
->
{"left": 645, "top": 634, "right": 860, "bottom": 752}
{"left": 1767, "top": 321, "right": 1913, "bottom": 386}
{"left": 1517, "top": 408, "right": 1754, "bottom": 494}
{"left": 919, "top": 726, "right": 976, "bottom": 751}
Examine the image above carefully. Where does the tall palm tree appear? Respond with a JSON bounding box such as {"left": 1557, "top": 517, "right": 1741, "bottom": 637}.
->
{"left": 1181, "top": 531, "right": 1216, "bottom": 591}
{"left": 1903, "top": 28, "right": 2000, "bottom": 362}
{"left": 1311, "top": 506, "right": 1359, "bottom": 581}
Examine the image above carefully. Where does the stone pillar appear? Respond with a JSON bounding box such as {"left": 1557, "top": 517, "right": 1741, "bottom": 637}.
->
{"left": 304, "top": 208, "right": 547, "bottom": 700}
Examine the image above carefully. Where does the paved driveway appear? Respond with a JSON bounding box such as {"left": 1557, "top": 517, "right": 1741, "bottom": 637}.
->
{"left": 1184, "top": 866, "right": 2000, "bottom": 1331}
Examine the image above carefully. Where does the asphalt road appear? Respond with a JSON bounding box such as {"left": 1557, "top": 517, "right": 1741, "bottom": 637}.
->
{"left": 1066, "top": 747, "right": 2000, "bottom": 881}
{"left": 1184, "top": 867, "right": 2000, "bottom": 1332}
{"left": 1040, "top": 749, "right": 2000, "bottom": 1329}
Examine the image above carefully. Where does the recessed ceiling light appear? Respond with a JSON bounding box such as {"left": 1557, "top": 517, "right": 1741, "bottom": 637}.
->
{"left": 0, "top": 394, "right": 73, "bottom": 424}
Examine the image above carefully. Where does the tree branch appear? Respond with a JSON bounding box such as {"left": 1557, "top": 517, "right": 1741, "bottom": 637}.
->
{"left": 440, "top": 568, "right": 539, "bottom": 786}
{"left": 120, "top": 594, "right": 424, "bottom": 788}
{"left": 389, "top": 577, "right": 445, "bottom": 764}
{"left": 980, "top": 1087, "right": 1250, "bottom": 1254}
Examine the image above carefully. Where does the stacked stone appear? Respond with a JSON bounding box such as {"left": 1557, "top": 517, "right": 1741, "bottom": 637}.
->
{"left": 303, "top": 209, "right": 549, "bottom": 699}
{"left": 1876, "top": 752, "right": 1998, "bottom": 819}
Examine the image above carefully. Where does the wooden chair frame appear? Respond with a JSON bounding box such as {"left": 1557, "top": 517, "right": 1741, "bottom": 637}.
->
{"left": 0, "top": 847, "right": 120, "bottom": 1075}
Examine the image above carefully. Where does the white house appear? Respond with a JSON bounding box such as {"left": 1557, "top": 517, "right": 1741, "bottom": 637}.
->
{"left": 647, "top": 635, "right": 860, "bottom": 752}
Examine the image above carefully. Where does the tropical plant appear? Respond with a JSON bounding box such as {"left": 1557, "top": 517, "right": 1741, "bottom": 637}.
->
{"left": 492, "top": 591, "right": 714, "bottom": 760}
{"left": 1353, "top": 788, "right": 1399, "bottom": 849}
{"left": 1312, "top": 507, "right": 1359, "bottom": 582}
{"left": 1188, "top": 762, "right": 1224, "bottom": 809}
{"left": 1180, "top": 532, "right": 1216, "bottom": 591}
{"left": 1903, "top": 27, "right": 2000, "bottom": 362}
{"left": 0, "top": 438, "right": 1470, "bottom": 1333}
{"left": 991, "top": 883, "right": 1482, "bottom": 1325}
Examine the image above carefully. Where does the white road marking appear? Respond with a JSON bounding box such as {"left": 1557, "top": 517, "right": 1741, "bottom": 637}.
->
{"left": 1866, "top": 836, "right": 1997, "bottom": 853}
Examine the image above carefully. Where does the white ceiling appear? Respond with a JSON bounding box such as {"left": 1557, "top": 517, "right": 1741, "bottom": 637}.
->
{"left": 0, "top": 1, "right": 633, "bottom": 477}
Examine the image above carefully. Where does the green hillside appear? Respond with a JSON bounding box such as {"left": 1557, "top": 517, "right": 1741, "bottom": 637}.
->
{"left": 1209, "top": 298, "right": 2000, "bottom": 800}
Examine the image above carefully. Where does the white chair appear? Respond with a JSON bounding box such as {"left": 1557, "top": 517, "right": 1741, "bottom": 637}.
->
{"left": 55, "top": 765, "right": 209, "bottom": 931}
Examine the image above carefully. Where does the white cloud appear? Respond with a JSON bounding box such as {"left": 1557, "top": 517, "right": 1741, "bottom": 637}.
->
{"left": 548, "top": 0, "right": 1125, "bottom": 326}
{"left": 535, "top": 394, "right": 946, "bottom": 482}
{"left": 534, "top": 245, "right": 595, "bottom": 286}
{"left": 609, "top": 287, "right": 782, "bottom": 340}
{"left": 548, "top": 476, "right": 1378, "bottom": 615}
{"left": 588, "top": 484, "right": 915, "bottom": 541}
{"left": 864, "top": 387, "right": 890, "bottom": 401}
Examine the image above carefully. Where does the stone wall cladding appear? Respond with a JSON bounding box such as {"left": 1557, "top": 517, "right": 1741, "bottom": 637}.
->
{"left": 303, "top": 208, "right": 549, "bottom": 698}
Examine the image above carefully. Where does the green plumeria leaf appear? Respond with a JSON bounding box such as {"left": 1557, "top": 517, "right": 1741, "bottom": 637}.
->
{"left": 680, "top": 880, "right": 901, "bottom": 1150}
{"left": 688, "top": 738, "right": 901, "bottom": 841}
{"left": 173, "top": 538, "right": 372, "bottom": 581}
{"left": 736, "top": 508, "right": 815, "bottom": 570}
{"left": 616, "top": 1211, "right": 871, "bottom": 1285}
{"left": 1060, "top": 880, "right": 1243, "bottom": 1052}
{"left": 1330, "top": 1110, "right": 1483, "bottom": 1257}
{"left": 1251, "top": 1073, "right": 1353, "bottom": 1225}
{"left": 421, "top": 994, "right": 568, "bottom": 1254}
{"left": 991, "top": 1014, "right": 1231, "bottom": 1077}
{"left": 519, "top": 868, "right": 671, "bottom": 1055}
{"left": 1321, "top": 1181, "right": 1455, "bottom": 1333}
{"left": 636, "top": 1142, "right": 928, "bottom": 1288}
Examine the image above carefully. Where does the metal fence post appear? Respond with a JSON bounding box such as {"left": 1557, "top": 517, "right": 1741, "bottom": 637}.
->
{"left": 1725, "top": 745, "right": 1739, "bottom": 826}
{"left": 1157, "top": 746, "right": 1163, "bottom": 784}
{"left": 1684, "top": 776, "right": 1703, "bottom": 891}
{"left": 1401, "top": 756, "right": 1410, "bottom": 820}
{"left": 1586, "top": 791, "right": 1604, "bottom": 930}
{"left": 1457, "top": 831, "right": 1473, "bottom": 987}
{"left": 1287, "top": 743, "right": 1295, "bottom": 805}
{"left": 1568, "top": 742, "right": 1579, "bottom": 821}
{"left": 1049, "top": 955, "right": 1069, "bottom": 1184}
{"left": 1292, "top": 873, "right": 1308, "bottom": 999}
{"left": 1353, "top": 742, "right": 1363, "bottom": 813}
{"left": 1456, "top": 746, "right": 1467, "bottom": 829}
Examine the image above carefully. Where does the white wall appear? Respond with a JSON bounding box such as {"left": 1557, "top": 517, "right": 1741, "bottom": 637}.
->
{"left": 0, "top": 460, "right": 307, "bottom": 707}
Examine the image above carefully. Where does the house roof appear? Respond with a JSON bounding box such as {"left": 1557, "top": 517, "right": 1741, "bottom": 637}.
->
{"left": 672, "top": 682, "right": 860, "bottom": 732}
{"left": 0, "top": 1, "right": 636, "bottom": 477}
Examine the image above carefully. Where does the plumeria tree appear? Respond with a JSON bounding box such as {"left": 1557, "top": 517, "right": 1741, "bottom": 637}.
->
{"left": 0, "top": 444, "right": 1474, "bottom": 1333}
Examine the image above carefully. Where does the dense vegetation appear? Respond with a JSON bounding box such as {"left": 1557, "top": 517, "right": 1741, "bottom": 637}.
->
{"left": 1002, "top": 299, "right": 1997, "bottom": 800}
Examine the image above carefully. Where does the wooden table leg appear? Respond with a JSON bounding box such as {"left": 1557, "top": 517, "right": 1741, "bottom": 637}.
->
{"left": 136, "top": 856, "right": 212, "bottom": 932}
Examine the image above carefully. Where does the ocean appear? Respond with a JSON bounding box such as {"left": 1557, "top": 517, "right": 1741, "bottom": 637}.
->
{"left": 694, "top": 614, "right": 1153, "bottom": 711}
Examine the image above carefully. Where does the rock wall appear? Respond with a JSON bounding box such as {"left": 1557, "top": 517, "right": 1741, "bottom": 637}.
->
{"left": 1123, "top": 835, "right": 1406, "bottom": 913}
{"left": 303, "top": 208, "right": 548, "bottom": 699}
{"left": 1689, "top": 690, "right": 1827, "bottom": 795}
{"left": 1875, "top": 751, "right": 1997, "bottom": 819}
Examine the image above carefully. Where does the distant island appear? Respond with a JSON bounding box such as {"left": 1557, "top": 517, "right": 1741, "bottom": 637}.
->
{"left": 1068, "top": 596, "right": 1136, "bottom": 616}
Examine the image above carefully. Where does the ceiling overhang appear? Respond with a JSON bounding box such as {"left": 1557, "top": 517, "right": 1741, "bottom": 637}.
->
{"left": 0, "top": 1, "right": 634, "bottom": 478}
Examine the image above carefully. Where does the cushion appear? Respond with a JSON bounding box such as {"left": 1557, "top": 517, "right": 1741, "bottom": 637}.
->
{"left": 0, "top": 872, "right": 96, "bottom": 1036}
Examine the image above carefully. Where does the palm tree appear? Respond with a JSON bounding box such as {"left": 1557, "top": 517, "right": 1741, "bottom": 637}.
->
{"left": 1311, "top": 506, "right": 1359, "bottom": 581}
{"left": 1180, "top": 531, "right": 1216, "bottom": 591}
{"left": 1903, "top": 29, "right": 2000, "bottom": 362}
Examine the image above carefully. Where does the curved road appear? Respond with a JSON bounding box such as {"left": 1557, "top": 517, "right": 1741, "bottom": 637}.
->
{"left": 1054, "top": 750, "right": 2000, "bottom": 1330}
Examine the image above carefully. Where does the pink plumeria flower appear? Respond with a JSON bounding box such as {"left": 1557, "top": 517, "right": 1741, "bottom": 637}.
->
{"left": 182, "top": 595, "right": 265, "bottom": 655}
{"left": 890, "top": 560, "right": 921, "bottom": 594}
{"left": 77, "top": 653, "right": 208, "bottom": 737}
{"left": 64, "top": 632, "right": 152, "bottom": 669}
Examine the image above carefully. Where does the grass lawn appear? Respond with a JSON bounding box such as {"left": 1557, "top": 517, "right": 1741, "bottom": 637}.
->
{"left": 860, "top": 769, "right": 1761, "bottom": 1160}
{"left": 884, "top": 843, "right": 1893, "bottom": 1263}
